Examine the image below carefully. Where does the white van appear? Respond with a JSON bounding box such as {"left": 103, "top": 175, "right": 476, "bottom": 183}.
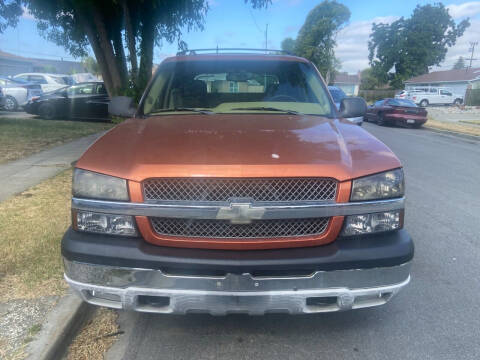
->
{"left": 407, "top": 87, "right": 463, "bottom": 107}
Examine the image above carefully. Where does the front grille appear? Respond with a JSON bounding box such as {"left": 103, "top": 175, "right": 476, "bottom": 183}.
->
{"left": 143, "top": 178, "right": 337, "bottom": 202}
{"left": 150, "top": 217, "right": 330, "bottom": 239}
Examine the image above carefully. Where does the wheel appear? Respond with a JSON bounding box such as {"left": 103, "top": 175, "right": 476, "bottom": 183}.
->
{"left": 39, "top": 103, "right": 56, "bottom": 120}
{"left": 454, "top": 98, "right": 462, "bottom": 106}
{"left": 4, "top": 96, "right": 18, "bottom": 111}
{"left": 419, "top": 99, "right": 428, "bottom": 107}
{"left": 377, "top": 113, "right": 386, "bottom": 126}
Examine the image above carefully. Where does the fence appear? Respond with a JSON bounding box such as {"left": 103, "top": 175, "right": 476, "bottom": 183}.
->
{"left": 358, "top": 89, "right": 396, "bottom": 103}
{"left": 465, "top": 88, "right": 480, "bottom": 106}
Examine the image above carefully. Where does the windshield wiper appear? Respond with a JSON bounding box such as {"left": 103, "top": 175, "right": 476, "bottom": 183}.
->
{"left": 230, "top": 107, "right": 303, "bottom": 115}
{"left": 148, "top": 107, "right": 214, "bottom": 115}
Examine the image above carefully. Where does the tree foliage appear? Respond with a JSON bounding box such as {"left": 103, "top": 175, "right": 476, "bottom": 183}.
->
{"left": 19, "top": 0, "right": 271, "bottom": 98}
{"left": 368, "top": 3, "right": 470, "bottom": 88}
{"left": 359, "top": 68, "right": 385, "bottom": 90}
{"left": 452, "top": 56, "right": 466, "bottom": 70}
{"left": 281, "top": 0, "right": 350, "bottom": 79}
{"left": 0, "top": 0, "right": 22, "bottom": 33}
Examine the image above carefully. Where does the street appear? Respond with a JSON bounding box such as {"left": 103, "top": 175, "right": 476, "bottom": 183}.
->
{"left": 103, "top": 123, "right": 480, "bottom": 360}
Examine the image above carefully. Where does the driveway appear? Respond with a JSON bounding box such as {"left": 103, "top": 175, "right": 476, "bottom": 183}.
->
{"left": 104, "top": 123, "right": 480, "bottom": 360}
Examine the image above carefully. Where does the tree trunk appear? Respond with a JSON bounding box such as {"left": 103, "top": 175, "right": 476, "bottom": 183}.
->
{"left": 137, "top": 12, "right": 155, "bottom": 93}
{"left": 91, "top": 5, "right": 124, "bottom": 94}
{"left": 123, "top": 0, "right": 138, "bottom": 81}
{"left": 112, "top": 29, "right": 128, "bottom": 87}
{"left": 74, "top": 6, "right": 115, "bottom": 96}
{"left": 84, "top": 25, "right": 114, "bottom": 96}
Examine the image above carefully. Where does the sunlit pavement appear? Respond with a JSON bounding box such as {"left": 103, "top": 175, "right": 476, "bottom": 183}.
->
{"left": 105, "top": 123, "right": 480, "bottom": 360}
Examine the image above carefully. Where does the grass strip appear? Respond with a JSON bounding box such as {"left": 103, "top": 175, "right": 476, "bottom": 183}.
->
{"left": 0, "top": 170, "right": 72, "bottom": 301}
{"left": 0, "top": 117, "right": 113, "bottom": 164}
{"left": 425, "top": 117, "right": 480, "bottom": 137}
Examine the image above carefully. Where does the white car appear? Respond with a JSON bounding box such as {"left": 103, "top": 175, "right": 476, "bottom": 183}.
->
{"left": 13, "top": 73, "right": 74, "bottom": 93}
{"left": 0, "top": 77, "right": 43, "bottom": 111}
{"left": 407, "top": 87, "right": 463, "bottom": 107}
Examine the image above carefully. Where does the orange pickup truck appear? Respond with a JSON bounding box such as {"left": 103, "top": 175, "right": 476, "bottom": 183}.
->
{"left": 62, "top": 50, "right": 412, "bottom": 315}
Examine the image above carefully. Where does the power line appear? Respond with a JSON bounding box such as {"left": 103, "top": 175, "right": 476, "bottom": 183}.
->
{"left": 248, "top": 8, "right": 262, "bottom": 34}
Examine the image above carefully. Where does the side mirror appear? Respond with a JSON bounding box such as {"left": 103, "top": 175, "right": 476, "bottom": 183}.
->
{"left": 339, "top": 97, "right": 367, "bottom": 118}
{"left": 108, "top": 96, "right": 136, "bottom": 117}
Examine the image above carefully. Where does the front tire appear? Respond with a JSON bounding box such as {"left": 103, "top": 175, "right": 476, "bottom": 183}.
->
{"left": 4, "top": 96, "right": 18, "bottom": 111}
{"left": 377, "top": 113, "right": 386, "bottom": 126}
{"left": 454, "top": 98, "right": 462, "bottom": 106}
{"left": 39, "top": 103, "right": 56, "bottom": 120}
{"left": 419, "top": 99, "right": 428, "bottom": 107}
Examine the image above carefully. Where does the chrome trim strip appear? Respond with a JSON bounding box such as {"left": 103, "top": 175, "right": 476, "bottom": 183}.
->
{"left": 72, "top": 197, "right": 405, "bottom": 220}
{"left": 64, "top": 260, "right": 411, "bottom": 314}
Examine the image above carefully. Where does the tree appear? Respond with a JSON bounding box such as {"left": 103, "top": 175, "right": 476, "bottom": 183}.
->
{"left": 20, "top": 0, "right": 271, "bottom": 97}
{"left": 82, "top": 56, "right": 100, "bottom": 76}
{"left": 452, "top": 56, "right": 466, "bottom": 70}
{"left": 281, "top": 1, "right": 350, "bottom": 79}
{"left": 281, "top": 37, "right": 296, "bottom": 54}
{"left": 0, "top": 0, "right": 22, "bottom": 33}
{"left": 368, "top": 3, "right": 470, "bottom": 88}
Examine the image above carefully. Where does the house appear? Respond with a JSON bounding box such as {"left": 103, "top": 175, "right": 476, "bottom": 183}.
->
{"left": 0, "top": 50, "right": 85, "bottom": 76}
{"left": 404, "top": 68, "right": 480, "bottom": 97}
{"left": 0, "top": 50, "right": 33, "bottom": 76}
{"left": 332, "top": 72, "right": 360, "bottom": 96}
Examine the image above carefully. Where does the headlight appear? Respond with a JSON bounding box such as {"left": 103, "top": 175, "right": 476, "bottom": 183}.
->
{"left": 75, "top": 210, "right": 138, "bottom": 236}
{"left": 73, "top": 169, "right": 129, "bottom": 201}
{"left": 351, "top": 169, "right": 404, "bottom": 201}
{"left": 341, "top": 210, "right": 403, "bottom": 236}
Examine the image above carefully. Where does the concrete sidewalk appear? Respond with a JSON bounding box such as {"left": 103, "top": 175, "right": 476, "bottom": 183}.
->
{"left": 0, "top": 132, "right": 103, "bottom": 202}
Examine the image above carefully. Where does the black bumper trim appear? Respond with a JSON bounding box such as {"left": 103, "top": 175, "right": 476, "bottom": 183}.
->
{"left": 61, "top": 228, "right": 413, "bottom": 274}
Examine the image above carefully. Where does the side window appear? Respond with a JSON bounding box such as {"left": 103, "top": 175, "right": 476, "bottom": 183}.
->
{"left": 440, "top": 90, "right": 452, "bottom": 96}
{"left": 15, "top": 75, "right": 28, "bottom": 82}
{"left": 28, "top": 75, "right": 48, "bottom": 84}
{"left": 96, "top": 84, "right": 107, "bottom": 95}
{"left": 430, "top": 88, "right": 438, "bottom": 94}
{"left": 374, "top": 100, "right": 384, "bottom": 107}
{"left": 67, "top": 84, "right": 95, "bottom": 96}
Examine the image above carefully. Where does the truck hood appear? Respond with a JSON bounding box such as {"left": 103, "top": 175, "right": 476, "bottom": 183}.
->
{"left": 76, "top": 114, "right": 401, "bottom": 182}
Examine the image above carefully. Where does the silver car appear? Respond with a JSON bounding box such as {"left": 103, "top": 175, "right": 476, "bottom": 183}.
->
{"left": 0, "top": 77, "right": 43, "bottom": 111}
{"left": 0, "top": 86, "right": 5, "bottom": 109}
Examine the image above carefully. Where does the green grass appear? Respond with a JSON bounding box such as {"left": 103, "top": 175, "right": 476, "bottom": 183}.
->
{"left": 0, "top": 117, "right": 114, "bottom": 164}
{"left": 0, "top": 170, "right": 72, "bottom": 301}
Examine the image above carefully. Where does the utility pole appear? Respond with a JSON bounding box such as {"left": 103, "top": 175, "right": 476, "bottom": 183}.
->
{"left": 265, "top": 23, "right": 268, "bottom": 52}
{"left": 467, "top": 41, "right": 478, "bottom": 71}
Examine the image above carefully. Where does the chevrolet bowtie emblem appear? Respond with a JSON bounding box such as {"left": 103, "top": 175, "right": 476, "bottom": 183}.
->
{"left": 216, "top": 203, "right": 265, "bottom": 224}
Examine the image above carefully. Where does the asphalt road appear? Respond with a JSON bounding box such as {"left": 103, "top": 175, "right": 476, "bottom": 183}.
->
{"left": 106, "top": 123, "right": 480, "bottom": 360}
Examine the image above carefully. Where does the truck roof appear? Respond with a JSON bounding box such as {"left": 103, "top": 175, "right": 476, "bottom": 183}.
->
{"left": 162, "top": 53, "right": 310, "bottom": 64}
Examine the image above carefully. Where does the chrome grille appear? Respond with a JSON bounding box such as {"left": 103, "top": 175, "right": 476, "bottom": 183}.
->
{"left": 150, "top": 217, "right": 330, "bottom": 239}
{"left": 143, "top": 178, "right": 337, "bottom": 202}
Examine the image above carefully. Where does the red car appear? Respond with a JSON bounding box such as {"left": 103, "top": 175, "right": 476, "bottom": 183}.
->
{"left": 365, "top": 98, "right": 427, "bottom": 128}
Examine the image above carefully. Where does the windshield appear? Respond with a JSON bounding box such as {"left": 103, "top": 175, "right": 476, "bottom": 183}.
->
{"left": 388, "top": 99, "right": 417, "bottom": 107}
{"left": 142, "top": 59, "right": 334, "bottom": 117}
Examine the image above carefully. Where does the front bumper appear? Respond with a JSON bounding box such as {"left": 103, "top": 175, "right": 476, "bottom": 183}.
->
{"left": 62, "top": 228, "right": 413, "bottom": 315}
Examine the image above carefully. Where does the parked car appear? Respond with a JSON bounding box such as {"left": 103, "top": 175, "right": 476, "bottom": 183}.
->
{"left": 328, "top": 85, "right": 363, "bottom": 125}
{"left": 0, "top": 77, "right": 43, "bottom": 111}
{"left": 62, "top": 50, "right": 412, "bottom": 315}
{"left": 24, "top": 82, "right": 109, "bottom": 120}
{"left": 0, "top": 86, "right": 5, "bottom": 109}
{"left": 407, "top": 87, "right": 463, "bottom": 107}
{"left": 13, "top": 73, "right": 74, "bottom": 93}
{"left": 365, "top": 98, "right": 427, "bottom": 128}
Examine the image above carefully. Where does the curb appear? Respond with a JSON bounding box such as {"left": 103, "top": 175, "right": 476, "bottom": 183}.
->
{"left": 26, "top": 291, "right": 92, "bottom": 360}
{"left": 423, "top": 125, "right": 480, "bottom": 141}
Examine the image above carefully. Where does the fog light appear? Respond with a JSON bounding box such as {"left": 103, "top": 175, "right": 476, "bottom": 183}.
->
{"left": 341, "top": 210, "right": 402, "bottom": 236}
{"left": 75, "top": 211, "right": 138, "bottom": 236}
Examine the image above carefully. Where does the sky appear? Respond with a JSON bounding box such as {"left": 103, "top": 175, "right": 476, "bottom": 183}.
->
{"left": 1, "top": 0, "right": 479, "bottom": 74}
